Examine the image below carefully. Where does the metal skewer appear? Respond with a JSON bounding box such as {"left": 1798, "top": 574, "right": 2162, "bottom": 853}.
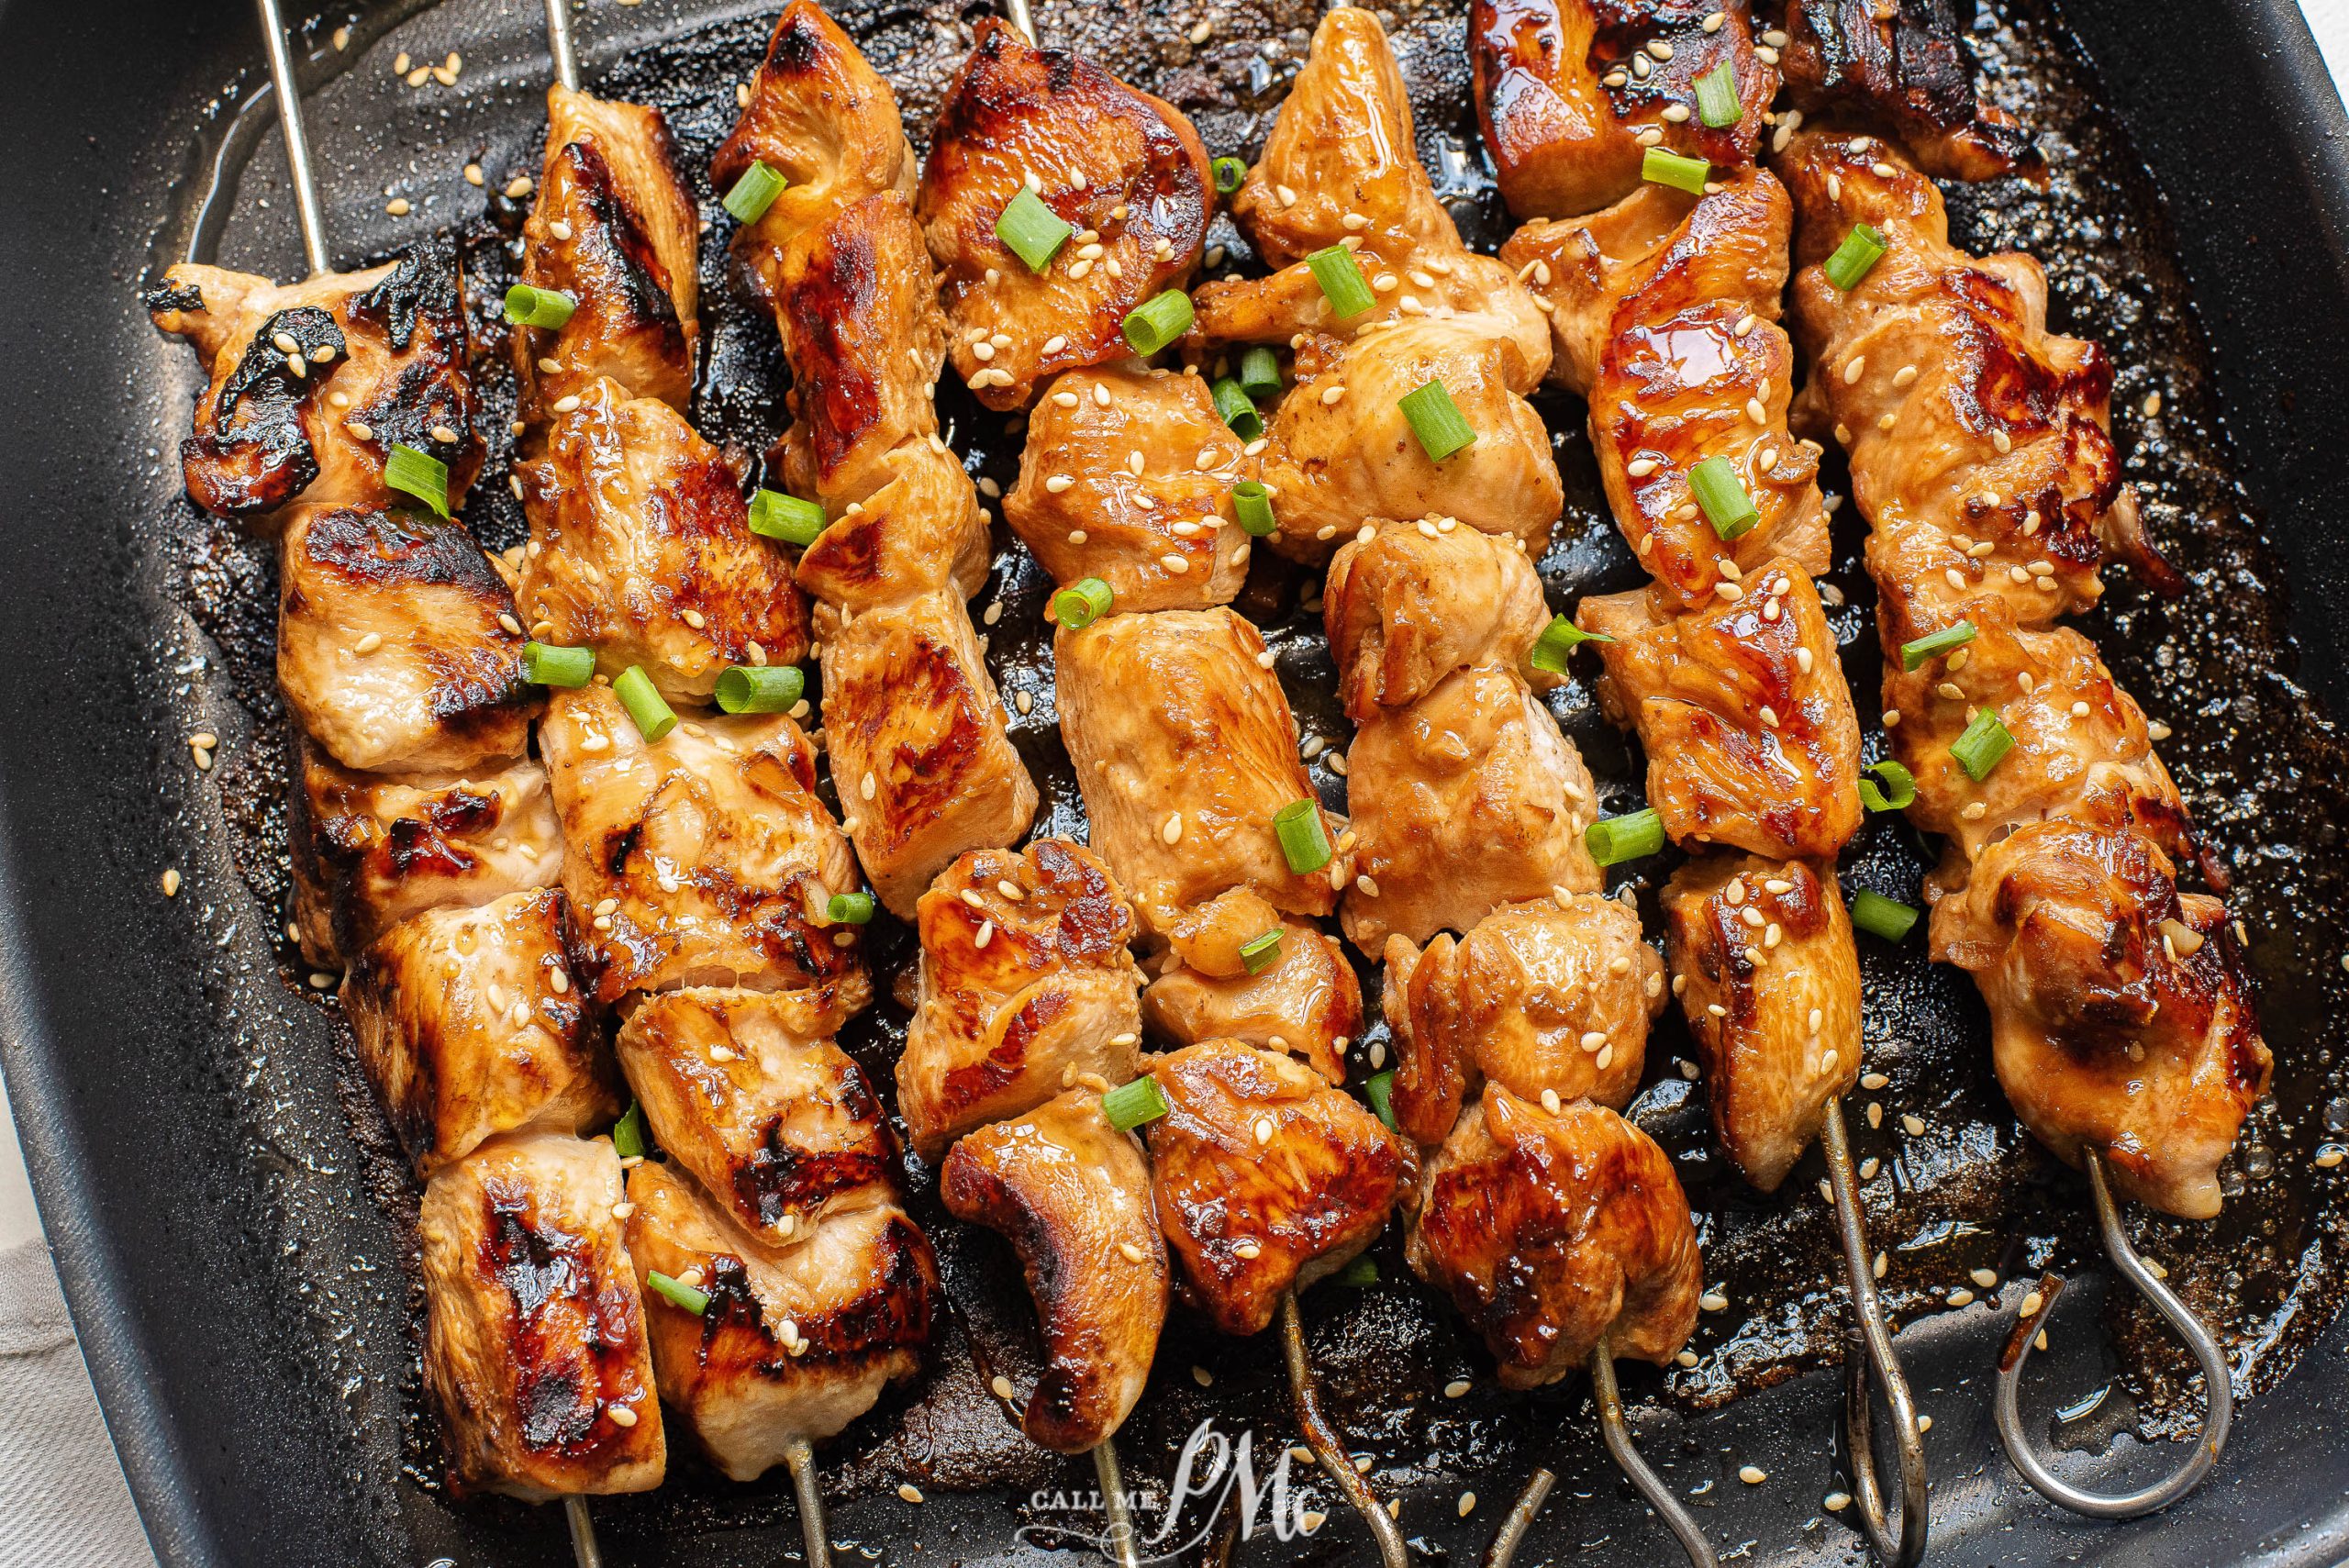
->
{"left": 1280, "top": 1293, "right": 1408, "bottom": 1568}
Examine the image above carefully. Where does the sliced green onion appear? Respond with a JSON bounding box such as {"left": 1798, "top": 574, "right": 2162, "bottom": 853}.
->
{"left": 749, "top": 488, "right": 826, "bottom": 547}
{"left": 1899, "top": 620, "right": 1977, "bottom": 672}
{"left": 1122, "top": 289, "right": 1196, "bottom": 357}
{"left": 827, "top": 891, "right": 876, "bottom": 925}
{"left": 1688, "top": 455, "right": 1758, "bottom": 540}
{"left": 1103, "top": 1074, "right": 1171, "bottom": 1131}
{"left": 1851, "top": 889, "right": 1920, "bottom": 942}
{"left": 1238, "top": 345, "right": 1283, "bottom": 401}
{"left": 613, "top": 665, "right": 677, "bottom": 742}
{"left": 1399, "top": 380, "right": 1476, "bottom": 462}
{"left": 1642, "top": 147, "right": 1709, "bottom": 195}
{"left": 1364, "top": 1070, "right": 1396, "bottom": 1129}
{"left": 1239, "top": 928, "right": 1285, "bottom": 974}
{"left": 1274, "top": 797, "right": 1331, "bottom": 874}
{"left": 996, "top": 186, "right": 1071, "bottom": 273}
{"left": 1053, "top": 576, "right": 1114, "bottom": 630}
{"left": 1823, "top": 223, "right": 1889, "bottom": 292}
{"left": 1213, "top": 156, "right": 1247, "bottom": 195}
{"left": 722, "top": 160, "right": 787, "bottom": 224}
{"left": 1232, "top": 480, "right": 1277, "bottom": 538}
{"left": 1211, "top": 376, "right": 1264, "bottom": 441}
{"left": 646, "top": 1269, "right": 709, "bottom": 1315}
{"left": 1306, "top": 243, "right": 1376, "bottom": 320}
{"left": 1694, "top": 61, "right": 1742, "bottom": 128}
{"left": 1529, "top": 612, "right": 1611, "bottom": 675}
{"left": 715, "top": 664, "right": 805, "bottom": 714}
{"left": 1858, "top": 760, "right": 1918, "bottom": 814}
{"left": 504, "top": 283, "right": 577, "bottom": 329}
{"left": 522, "top": 640, "right": 595, "bottom": 688}
{"left": 1586, "top": 806, "right": 1665, "bottom": 866}
{"left": 611, "top": 1101, "right": 649, "bottom": 1160}
{"left": 1334, "top": 1253, "right": 1379, "bottom": 1287}
{"left": 1951, "top": 708, "right": 2015, "bottom": 783}
{"left": 384, "top": 442, "right": 450, "bottom": 518}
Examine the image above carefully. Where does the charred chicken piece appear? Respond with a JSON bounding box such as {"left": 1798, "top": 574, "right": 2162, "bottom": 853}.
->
{"left": 1323, "top": 515, "right": 1558, "bottom": 719}
{"left": 1776, "top": 0, "right": 2043, "bottom": 183}
{"left": 939, "top": 1090, "right": 1170, "bottom": 1453}
{"left": 1144, "top": 1041, "right": 1407, "bottom": 1337}
{"left": 420, "top": 1130, "right": 664, "bottom": 1499}
{"left": 899, "top": 840, "right": 1146, "bottom": 1162}
{"left": 1142, "top": 886, "right": 1364, "bottom": 1087}
{"left": 918, "top": 19, "right": 1210, "bottom": 409}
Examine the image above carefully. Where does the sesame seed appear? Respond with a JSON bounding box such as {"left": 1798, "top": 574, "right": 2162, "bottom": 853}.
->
{"left": 1902, "top": 1113, "right": 1926, "bottom": 1136}
{"left": 1824, "top": 1491, "right": 1852, "bottom": 1512}
{"left": 1163, "top": 813, "right": 1184, "bottom": 843}
{"left": 161, "top": 869, "right": 181, "bottom": 896}
{"left": 1739, "top": 1465, "right": 1766, "bottom": 1485}
{"left": 1699, "top": 1289, "right": 1728, "bottom": 1312}
{"left": 1458, "top": 1492, "right": 1477, "bottom": 1518}
{"left": 898, "top": 1484, "right": 925, "bottom": 1505}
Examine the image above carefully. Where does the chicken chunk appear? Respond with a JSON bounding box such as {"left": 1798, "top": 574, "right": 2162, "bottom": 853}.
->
{"left": 344, "top": 890, "right": 618, "bottom": 1178}
{"left": 277, "top": 504, "right": 537, "bottom": 776}
{"left": 626, "top": 1159, "right": 936, "bottom": 1480}
{"left": 1322, "top": 515, "right": 1557, "bottom": 719}
{"left": 918, "top": 19, "right": 1210, "bottom": 408}
{"left": 1664, "top": 856, "right": 1862, "bottom": 1192}
{"left": 539, "top": 684, "right": 869, "bottom": 1008}
{"left": 1407, "top": 1089, "right": 1700, "bottom": 1388}
{"left": 1142, "top": 887, "right": 1364, "bottom": 1086}
{"left": 899, "top": 840, "right": 1146, "bottom": 1162}
{"left": 791, "top": 440, "right": 990, "bottom": 612}
{"left": 1056, "top": 607, "right": 1352, "bottom": 933}
{"left": 1144, "top": 1041, "right": 1406, "bottom": 1336}
{"left": 420, "top": 1131, "right": 664, "bottom": 1499}
{"left": 1776, "top": 0, "right": 2043, "bottom": 183}
{"left": 939, "top": 1091, "right": 1169, "bottom": 1452}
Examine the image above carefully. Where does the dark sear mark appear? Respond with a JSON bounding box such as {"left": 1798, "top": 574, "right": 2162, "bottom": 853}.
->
{"left": 181, "top": 305, "right": 345, "bottom": 519}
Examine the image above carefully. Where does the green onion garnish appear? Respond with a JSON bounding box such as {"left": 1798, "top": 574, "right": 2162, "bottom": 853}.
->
{"left": 827, "top": 891, "right": 876, "bottom": 925}
{"left": 521, "top": 641, "right": 595, "bottom": 688}
{"left": 1306, "top": 244, "right": 1376, "bottom": 320}
{"left": 613, "top": 665, "right": 677, "bottom": 742}
{"left": 722, "top": 160, "right": 787, "bottom": 225}
{"left": 646, "top": 1269, "right": 709, "bottom": 1315}
{"left": 1053, "top": 576, "right": 1114, "bottom": 630}
{"left": 1899, "top": 620, "right": 1977, "bottom": 672}
{"left": 1529, "top": 613, "right": 1611, "bottom": 676}
{"left": 1688, "top": 455, "right": 1758, "bottom": 540}
{"left": 1335, "top": 1253, "right": 1379, "bottom": 1287}
{"left": 384, "top": 442, "right": 450, "bottom": 518}
{"left": 996, "top": 186, "right": 1071, "bottom": 273}
{"left": 1238, "top": 345, "right": 1283, "bottom": 401}
{"left": 1102, "top": 1074, "right": 1171, "bottom": 1131}
{"left": 1951, "top": 708, "right": 2015, "bottom": 782}
{"left": 1823, "top": 223, "right": 1889, "bottom": 292}
{"left": 1586, "top": 807, "right": 1665, "bottom": 866}
{"left": 1274, "top": 798, "right": 1331, "bottom": 874}
{"left": 1851, "top": 889, "right": 1920, "bottom": 942}
{"left": 715, "top": 664, "right": 805, "bottom": 715}
{"left": 612, "top": 1101, "right": 649, "bottom": 1160}
{"left": 1213, "top": 156, "right": 1247, "bottom": 195}
{"left": 1399, "top": 380, "right": 1476, "bottom": 462}
{"left": 504, "top": 284, "right": 577, "bottom": 329}
{"left": 1232, "top": 480, "right": 1277, "bottom": 538}
{"left": 1694, "top": 61, "right": 1742, "bottom": 128}
{"left": 749, "top": 488, "right": 826, "bottom": 547}
{"left": 1211, "top": 376, "right": 1263, "bottom": 441}
{"left": 1122, "top": 289, "right": 1196, "bottom": 357}
{"left": 1239, "top": 929, "right": 1284, "bottom": 974}
{"left": 1642, "top": 147, "right": 1709, "bottom": 195}
{"left": 1858, "top": 760, "right": 1918, "bottom": 813}
{"left": 1364, "top": 1070, "right": 1396, "bottom": 1129}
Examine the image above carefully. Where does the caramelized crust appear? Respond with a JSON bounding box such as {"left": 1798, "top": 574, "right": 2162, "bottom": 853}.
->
{"left": 1323, "top": 516, "right": 1557, "bottom": 720}
{"left": 1144, "top": 888, "right": 1364, "bottom": 1086}
{"left": 1776, "top": 0, "right": 2044, "bottom": 183}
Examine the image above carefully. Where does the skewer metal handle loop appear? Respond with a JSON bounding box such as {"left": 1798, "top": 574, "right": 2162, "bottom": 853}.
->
{"left": 1279, "top": 1291, "right": 1409, "bottom": 1568}
{"left": 562, "top": 1496, "right": 604, "bottom": 1568}
{"left": 252, "top": 0, "right": 330, "bottom": 275}
{"left": 1992, "top": 1150, "right": 2234, "bottom": 1518}
{"left": 1589, "top": 1340, "right": 1718, "bottom": 1568}
{"left": 1091, "top": 1439, "right": 1142, "bottom": 1568}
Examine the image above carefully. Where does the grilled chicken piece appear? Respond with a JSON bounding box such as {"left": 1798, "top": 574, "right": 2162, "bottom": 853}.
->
{"left": 513, "top": 85, "right": 699, "bottom": 426}
{"left": 1004, "top": 364, "right": 1254, "bottom": 608}
{"left": 277, "top": 504, "right": 537, "bottom": 776}
{"left": 290, "top": 744, "right": 562, "bottom": 967}
{"left": 539, "top": 684, "right": 869, "bottom": 1009}
{"left": 1776, "top": 0, "right": 2043, "bottom": 183}
{"left": 147, "top": 240, "right": 483, "bottom": 530}
{"left": 1341, "top": 663, "right": 1601, "bottom": 951}
{"left": 344, "top": 890, "right": 617, "bottom": 1178}
{"left": 710, "top": 0, "right": 915, "bottom": 309}
{"left": 792, "top": 440, "right": 989, "bottom": 611}
{"left": 1471, "top": 0, "right": 1775, "bottom": 221}
{"left": 1143, "top": 1041, "right": 1406, "bottom": 1336}
{"left": 1323, "top": 515, "right": 1558, "bottom": 719}
{"left": 420, "top": 1131, "right": 664, "bottom": 1499}
{"left": 1383, "top": 894, "right": 1663, "bottom": 1148}
{"left": 1579, "top": 563, "right": 1861, "bottom": 860}
{"left": 1408, "top": 1088, "right": 1700, "bottom": 1388}
{"left": 940, "top": 1091, "right": 1170, "bottom": 1452}
{"left": 616, "top": 987, "right": 897, "bottom": 1247}
{"left": 626, "top": 1159, "right": 936, "bottom": 1480}
{"left": 1142, "top": 887, "right": 1364, "bottom": 1086}
{"left": 1664, "top": 856, "right": 1862, "bottom": 1191}
{"left": 518, "top": 379, "right": 810, "bottom": 702}
{"left": 899, "top": 840, "right": 1146, "bottom": 1162}
{"left": 1056, "top": 608, "right": 1352, "bottom": 934}
{"left": 918, "top": 19, "right": 1211, "bottom": 409}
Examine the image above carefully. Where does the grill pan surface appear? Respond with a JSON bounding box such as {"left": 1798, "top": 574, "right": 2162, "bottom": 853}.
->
{"left": 5, "top": 0, "right": 2349, "bottom": 1564}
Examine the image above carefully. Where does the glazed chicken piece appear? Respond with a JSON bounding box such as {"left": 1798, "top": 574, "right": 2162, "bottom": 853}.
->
{"left": 1003, "top": 364, "right": 1255, "bottom": 608}
{"left": 1579, "top": 562, "right": 1862, "bottom": 861}
{"left": 1382, "top": 894, "right": 1663, "bottom": 1148}
{"left": 616, "top": 986, "right": 897, "bottom": 1247}
{"left": 1144, "top": 1041, "right": 1407, "bottom": 1336}
{"left": 899, "top": 840, "right": 1146, "bottom": 1162}
{"left": 710, "top": 0, "right": 914, "bottom": 309}
{"left": 517, "top": 378, "right": 810, "bottom": 702}
{"left": 1407, "top": 1088, "right": 1701, "bottom": 1389}
{"left": 918, "top": 18, "right": 1210, "bottom": 409}
{"left": 1323, "top": 516, "right": 1558, "bottom": 718}
{"left": 626, "top": 1158, "right": 937, "bottom": 1480}
{"left": 343, "top": 889, "right": 617, "bottom": 1178}
{"left": 791, "top": 440, "right": 991, "bottom": 613}
{"left": 420, "top": 1130, "right": 664, "bottom": 1499}
{"left": 1776, "top": 0, "right": 2043, "bottom": 183}
{"left": 1056, "top": 607, "right": 1352, "bottom": 934}
{"left": 538, "top": 684, "right": 869, "bottom": 1009}
{"left": 1471, "top": 0, "right": 1776, "bottom": 221}
{"left": 1664, "top": 855, "right": 1862, "bottom": 1191}
{"left": 147, "top": 239, "right": 483, "bottom": 530}
{"left": 940, "top": 1091, "right": 1170, "bottom": 1452}
{"left": 1932, "top": 822, "right": 2268, "bottom": 1219}
{"left": 512, "top": 85, "right": 699, "bottom": 426}
{"left": 1142, "top": 886, "right": 1364, "bottom": 1086}
{"left": 277, "top": 504, "right": 537, "bottom": 777}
